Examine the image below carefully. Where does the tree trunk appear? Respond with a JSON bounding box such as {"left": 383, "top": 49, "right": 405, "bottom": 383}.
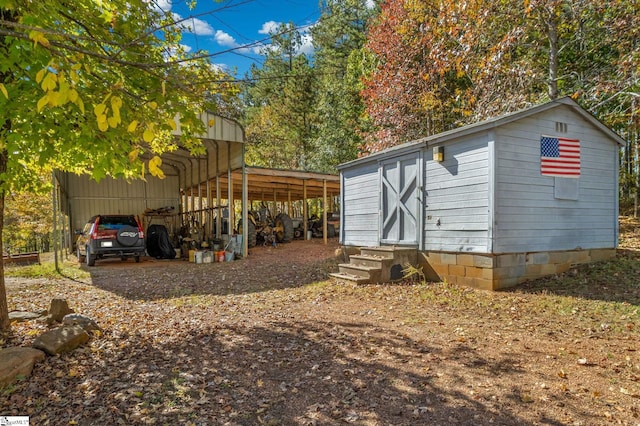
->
{"left": 0, "top": 149, "right": 9, "bottom": 331}
{"left": 547, "top": 10, "right": 559, "bottom": 100}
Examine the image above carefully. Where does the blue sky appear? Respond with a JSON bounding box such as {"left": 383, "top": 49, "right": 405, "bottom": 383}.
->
{"left": 155, "top": 0, "right": 325, "bottom": 77}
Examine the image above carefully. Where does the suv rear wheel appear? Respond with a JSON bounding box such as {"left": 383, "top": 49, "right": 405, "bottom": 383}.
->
{"left": 86, "top": 247, "right": 96, "bottom": 266}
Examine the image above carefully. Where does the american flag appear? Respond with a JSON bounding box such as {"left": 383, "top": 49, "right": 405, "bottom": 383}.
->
{"left": 540, "top": 135, "right": 580, "bottom": 177}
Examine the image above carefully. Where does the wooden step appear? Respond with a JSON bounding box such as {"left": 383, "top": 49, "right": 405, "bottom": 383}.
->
{"left": 349, "top": 254, "right": 392, "bottom": 268}
{"left": 329, "top": 272, "right": 371, "bottom": 284}
{"left": 337, "top": 263, "right": 382, "bottom": 282}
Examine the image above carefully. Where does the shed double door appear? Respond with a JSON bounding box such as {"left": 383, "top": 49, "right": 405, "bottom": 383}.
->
{"left": 380, "top": 155, "right": 421, "bottom": 246}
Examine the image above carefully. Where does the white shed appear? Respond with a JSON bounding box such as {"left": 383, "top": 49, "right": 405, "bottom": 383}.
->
{"left": 336, "top": 97, "right": 625, "bottom": 289}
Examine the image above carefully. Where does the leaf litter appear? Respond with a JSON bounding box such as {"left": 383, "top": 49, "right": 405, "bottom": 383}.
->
{"left": 1, "top": 224, "right": 640, "bottom": 425}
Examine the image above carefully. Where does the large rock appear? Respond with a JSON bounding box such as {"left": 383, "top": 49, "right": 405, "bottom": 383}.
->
{"left": 8, "top": 311, "right": 46, "bottom": 322}
{"left": 33, "top": 325, "right": 89, "bottom": 355}
{"left": 49, "top": 298, "right": 74, "bottom": 322}
{"left": 0, "top": 347, "right": 45, "bottom": 387}
{"left": 62, "top": 314, "right": 101, "bottom": 332}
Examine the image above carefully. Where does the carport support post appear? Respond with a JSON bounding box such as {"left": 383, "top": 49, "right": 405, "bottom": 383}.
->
{"left": 323, "top": 179, "right": 328, "bottom": 245}
{"left": 303, "top": 180, "right": 308, "bottom": 240}
{"left": 242, "top": 144, "right": 248, "bottom": 257}
{"left": 227, "top": 142, "right": 234, "bottom": 238}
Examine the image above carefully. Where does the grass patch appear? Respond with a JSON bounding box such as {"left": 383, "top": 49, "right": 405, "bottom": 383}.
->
{"left": 5, "top": 256, "right": 89, "bottom": 281}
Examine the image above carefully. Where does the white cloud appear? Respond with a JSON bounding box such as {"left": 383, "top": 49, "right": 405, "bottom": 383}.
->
{"left": 258, "top": 21, "right": 281, "bottom": 35}
{"left": 150, "top": 0, "right": 172, "bottom": 12}
{"left": 185, "top": 16, "right": 215, "bottom": 36}
{"left": 215, "top": 30, "right": 237, "bottom": 47}
{"left": 366, "top": 0, "right": 375, "bottom": 9}
{"left": 299, "top": 32, "right": 314, "bottom": 55}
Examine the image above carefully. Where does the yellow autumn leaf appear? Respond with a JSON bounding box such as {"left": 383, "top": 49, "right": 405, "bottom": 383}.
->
{"left": 98, "top": 118, "right": 109, "bottom": 132}
{"left": 41, "top": 73, "right": 57, "bottom": 91}
{"left": 37, "top": 94, "right": 49, "bottom": 112}
{"left": 111, "top": 96, "right": 122, "bottom": 110}
{"left": 143, "top": 128, "right": 154, "bottom": 143}
{"left": 94, "top": 103, "right": 106, "bottom": 117}
{"left": 108, "top": 116, "right": 119, "bottom": 128}
{"left": 166, "top": 118, "right": 177, "bottom": 131}
{"left": 128, "top": 149, "right": 139, "bottom": 162}
{"left": 127, "top": 120, "right": 139, "bottom": 133}
{"left": 29, "top": 30, "right": 50, "bottom": 47}
{"left": 68, "top": 368, "right": 78, "bottom": 377}
{"left": 148, "top": 156, "right": 165, "bottom": 179}
{"left": 149, "top": 101, "right": 158, "bottom": 110}
{"left": 161, "top": 81, "right": 166, "bottom": 96}
{"left": 69, "top": 89, "right": 78, "bottom": 103}
{"left": 35, "top": 69, "right": 46, "bottom": 84}
{"left": 76, "top": 97, "right": 85, "bottom": 114}
{"left": 208, "top": 118, "right": 215, "bottom": 127}
{"left": 0, "top": 83, "right": 7, "bottom": 99}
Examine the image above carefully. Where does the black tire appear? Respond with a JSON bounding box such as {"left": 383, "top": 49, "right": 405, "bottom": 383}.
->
{"left": 86, "top": 247, "right": 96, "bottom": 266}
{"left": 116, "top": 225, "right": 140, "bottom": 247}
{"left": 327, "top": 223, "right": 336, "bottom": 238}
{"left": 274, "top": 213, "right": 294, "bottom": 243}
{"left": 238, "top": 219, "right": 257, "bottom": 248}
{"left": 135, "top": 255, "right": 141, "bottom": 263}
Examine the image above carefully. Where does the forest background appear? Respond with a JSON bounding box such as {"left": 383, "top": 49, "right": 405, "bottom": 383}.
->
{"left": 5, "top": 0, "right": 639, "bottom": 253}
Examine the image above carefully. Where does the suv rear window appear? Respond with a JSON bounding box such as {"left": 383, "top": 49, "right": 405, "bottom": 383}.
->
{"left": 97, "top": 216, "right": 138, "bottom": 229}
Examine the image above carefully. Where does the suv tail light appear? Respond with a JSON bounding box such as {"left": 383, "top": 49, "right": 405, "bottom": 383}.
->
{"left": 136, "top": 217, "right": 144, "bottom": 239}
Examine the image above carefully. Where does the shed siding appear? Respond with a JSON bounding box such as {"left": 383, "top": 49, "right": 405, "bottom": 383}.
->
{"left": 341, "top": 162, "right": 380, "bottom": 246}
{"left": 493, "top": 107, "right": 618, "bottom": 252}
{"left": 424, "top": 134, "right": 490, "bottom": 252}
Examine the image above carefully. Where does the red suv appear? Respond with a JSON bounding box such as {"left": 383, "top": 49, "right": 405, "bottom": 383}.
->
{"left": 76, "top": 215, "right": 145, "bottom": 266}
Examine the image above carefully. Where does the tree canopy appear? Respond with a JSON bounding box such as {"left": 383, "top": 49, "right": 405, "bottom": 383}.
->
{"left": 0, "top": 0, "right": 237, "bottom": 329}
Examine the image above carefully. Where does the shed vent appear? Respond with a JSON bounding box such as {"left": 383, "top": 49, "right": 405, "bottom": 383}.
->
{"left": 555, "top": 122, "right": 568, "bottom": 133}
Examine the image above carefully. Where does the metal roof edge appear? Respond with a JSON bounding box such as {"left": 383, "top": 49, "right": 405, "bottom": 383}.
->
{"left": 338, "top": 97, "right": 626, "bottom": 170}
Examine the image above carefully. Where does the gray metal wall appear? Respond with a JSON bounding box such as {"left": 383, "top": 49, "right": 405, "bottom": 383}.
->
{"left": 340, "top": 161, "right": 380, "bottom": 247}
{"left": 63, "top": 173, "right": 180, "bottom": 232}
{"left": 493, "top": 106, "right": 618, "bottom": 252}
{"left": 424, "top": 134, "right": 491, "bottom": 252}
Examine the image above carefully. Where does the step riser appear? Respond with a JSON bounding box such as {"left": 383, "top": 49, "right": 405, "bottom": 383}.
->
{"left": 338, "top": 264, "right": 381, "bottom": 279}
{"left": 349, "top": 256, "right": 389, "bottom": 268}
{"left": 331, "top": 246, "right": 418, "bottom": 285}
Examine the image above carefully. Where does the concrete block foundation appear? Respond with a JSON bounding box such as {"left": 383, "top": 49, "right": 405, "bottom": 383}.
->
{"left": 418, "top": 248, "right": 617, "bottom": 290}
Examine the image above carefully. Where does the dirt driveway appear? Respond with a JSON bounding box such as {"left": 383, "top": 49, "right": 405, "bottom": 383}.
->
{"left": 3, "top": 234, "right": 640, "bottom": 425}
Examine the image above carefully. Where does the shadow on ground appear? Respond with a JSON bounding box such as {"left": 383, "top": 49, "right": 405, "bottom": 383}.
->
{"left": 505, "top": 248, "right": 640, "bottom": 307}
{"left": 84, "top": 239, "right": 341, "bottom": 301}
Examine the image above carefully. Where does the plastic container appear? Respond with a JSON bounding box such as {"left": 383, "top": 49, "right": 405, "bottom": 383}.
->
{"left": 189, "top": 249, "right": 196, "bottom": 262}
{"left": 216, "top": 250, "right": 225, "bottom": 262}
{"left": 194, "top": 251, "right": 203, "bottom": 264}
{"left": 202, "top": 251, "right": 213, "bottom": 263}
{"left": 225, "top": 251, "right": 234, "bottom": 262}
{"left": 175, "top": 248, "right": 181, "bottom": 259}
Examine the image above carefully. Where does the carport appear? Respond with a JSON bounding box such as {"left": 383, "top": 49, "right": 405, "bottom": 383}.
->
{"left": 53, "top": 113, "right": 339, "bottom": 262}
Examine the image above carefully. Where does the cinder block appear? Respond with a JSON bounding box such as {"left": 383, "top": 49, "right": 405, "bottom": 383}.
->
{"left": 548, "top": 251, "right": 571, "bottom": 264}
{"left": 526, "top": 252, "right": 549, "bottom": 265}
{"left": 449, "top": 264, "right": 466, "bottom": 277}
{"left": 493, "top": 277, "right": 519, "bottom": 289}
{"left": 473, "top": 255, "right": 494, "bottom": 268}
{"left": 494, "top": 265, "right": 525, "bottom": 279}
{"left": 590, "top": 249, "right": 616, "bottom": 262}
{"left": 464, "top": 266, "right": 485, "bottom": 279}
{"left": 556, "top": 263, "right": 571, "bottom": 274}
{"left": 471, "top": 278, "right": 495, "bottom": 291}
{"left": 525, "top": 264, "right": 542, "bottom": 278}
{"left": 440, "top": 253, "right": 457, "bottom": 265}
{"left": 540, "top": 263, "right": 559, "bottom": 276}
{"left": 496, "top": 253, "right": 525, "bottom": 268}
{"left": 457, "top": 254, "right": 474, "bottom": 267}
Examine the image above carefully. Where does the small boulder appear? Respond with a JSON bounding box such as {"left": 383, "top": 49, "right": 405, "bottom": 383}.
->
{"left": 0, "top": 347, "right": 45, "bottom": 387}
{"left": 8, "top": 311, "right": 46, "bottom": 322}
{"left": 49, "top": 298, "right": 74, "bottom": 323}
{"left": 62, "top": 314, "right": 101, "bottom": 332}
{"left": 33, "top": 325, "right": 90, "bottom": 355}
